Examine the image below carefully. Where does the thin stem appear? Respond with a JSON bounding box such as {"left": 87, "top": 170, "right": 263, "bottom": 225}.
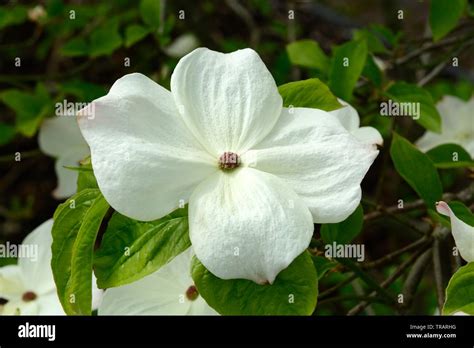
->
{"left": 318, "top": 273, "right": 357, "bottom": 299}
{"left": 347, "top": 242, "right": 431, "bottom": 316}
{"left": 401, "top": 248, "right": 433, "bottom": 312}
{"left": 318, "top": 294, "right": 389, "bottom": 306}
{"left": 361, "top": 236, "right": 431, "bottom": 269}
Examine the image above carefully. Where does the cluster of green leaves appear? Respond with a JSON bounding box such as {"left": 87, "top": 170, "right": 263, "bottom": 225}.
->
{"left": 0, "top": 0, "right": 179, "bottom": 145}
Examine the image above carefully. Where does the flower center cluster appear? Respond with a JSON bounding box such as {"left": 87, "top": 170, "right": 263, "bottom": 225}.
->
{"left": 22, "top": 291, "right": 37, "bottom": 302}
{"left": 219, "top": 152, "right": 240, "bottom": 171}
{"left": 185, "top": 285, "right": 199, "bottom": 301}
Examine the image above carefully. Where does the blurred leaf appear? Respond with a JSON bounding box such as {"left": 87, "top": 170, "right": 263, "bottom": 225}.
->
{"left": 321, "top": 205, "right": 364, "bottom": 244}
{"left": 278, "top": 78, "right": 343, "bottom": 111}
{"left": 427, "top": 80, "right": 473, "bottom": 102}
{"left": 140, "top": 0, "right": 161, "bottom": 29}
{"left": 362, "top": 54, "right": 383, "bottom": 87}
{"left": 192, "top": 251, "right": 318, "bottom": 315}
{"left": 125, "top": 24, "right": 150, "bottom": 47}
{"left": 0, "top": 123, "right": 16, "bottom": 146}
{"left": 390, "top": 133, "right": 443, "bottom": 207}
{"left": 0, "top": 84, "right": 51, "bottom": 137}
{"left": 370, "top": 24, "right": 402, "bottom": 47}
{"left": 312, "top": 256, "right": 337, "bottom": 280}
{"left": 353, "top": 29, "right": 388, "bottom": 54}
{"left": 89, "top": 19, "right": 122, "bottom": 57}
{"left": 46, "top": 0, "right": 65, "bottom": 17}
{"left": 430, "top": 0, "right": 466, "bottom": 41}
{"left": 426, "top": 143, "right": 474, "bottom": 168}
{"left": 94, "top": 208, "right": 190, "bottom": 288}
{"left": 328, "top": 39, "right": 368, "bottom": 101}
{"left": 0, "top": 5, "right": 27, "bottom": 29}
{"left": 286, "top": 40, "right": 329, "bottom": 71}
{"left": 443, "top": 262, "right": 474, "bottom": 315}
{"left": 51, "top": 189, "right": 110, "bottom": 315}
{"left": 62, "top": 80, "right": 106, "bottom": 102}
{"left": 61, "top": 38, "right": 88, "bottom": 57}
{"left": 385, "top": 82, "right": 442, "bottom": 133}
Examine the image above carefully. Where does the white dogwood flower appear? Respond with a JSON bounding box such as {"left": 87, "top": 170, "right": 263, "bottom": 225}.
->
{"left": 99, "top": 248, "right": 217, "bottom": 315}
{"left": 329, "top": 99, "right": 383, "bottom": 146}
{"left": 416, "top": 96, "right": 474, "bottom": 156}
{"left": 436, "top": 201, "right": 474, "bottom": 262}
{"left": 78, "top": 47, "right": 378, "bottom": 284}
{"left": 0, "top": 219, "right": 102, "bottom": 315}
{"left": 0, "top": 220, "right": 63, "bottom": 315}
{"left": 39, "top": 116, "right": 89, "bottom": 199}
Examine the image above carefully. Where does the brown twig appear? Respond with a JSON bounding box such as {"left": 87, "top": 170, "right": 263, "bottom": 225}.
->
{"left": 361, "top": 236, "right": 431, "bottom": 269}
{"left": 347, "top": 242, "right": 431, "bottom": 316}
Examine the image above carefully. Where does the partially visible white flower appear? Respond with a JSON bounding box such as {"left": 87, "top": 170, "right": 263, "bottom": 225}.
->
{"left": 373, "top": 56, "right": 387, "bottom": 72}
{"left": 329, "top": 99, "right": 383, "bottom": 147}
{"left": 0, "top": 219, "right": 102, "bottom": 315}
{"left": 38, "top": 116, "right": 90, "bottom": 199}
{"left": 98, "top": 248, "right": 217, "bottom": 315}
{"left": 163, "top": 33, "right": 199, "bottom": 58}
{"left": 436, "top": 201, "right": 474, "bottom": 262}
{"left": 78, "top": 47, "right": 378, "bottom": 284}
{"left": 416, "top": 96, "right": 474, "bottom": 157}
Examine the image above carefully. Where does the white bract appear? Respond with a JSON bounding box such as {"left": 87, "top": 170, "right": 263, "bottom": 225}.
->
{"left": 329, "top": 99, "right": 383, "bottom": 147}
{"left": 163, "top": 33, "right": 199, "bottom": 58}
{"left": 436, "top": 201, "right": 474, "bottom": 262}
{"left": 78, "top": 47, "right": 378, "bottom": 284}
{"left": 39, "top": 116, "right": 89, "bottom": 199}
{"left": 0, "top": 219, "right": 102, "bottom": 315}
{"left": 99, "top": 248, "right": 217, "bottom": 315}
{"left": 416, "top": 96, "right": 474, "bottom": 157}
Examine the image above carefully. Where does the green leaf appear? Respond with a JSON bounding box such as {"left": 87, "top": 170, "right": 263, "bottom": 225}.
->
{"left": 312, "top": 256, "right": 337, "bottom": 280}
{"left": 0, "top": 6, "right": 27, "bottom": 29}
{"left": 426, "top": 80, "right": 474, "bottom": 102}
{"left": 385, "top": 82, "right": 442, "bottom": 133}
{"left": 286, "top": 40, "right": 329, "bottom": 71}
{"left": 328, "top": 39, "right": 368, "bottom": 101}
{"left": 60, "top": 38, "right": 88, "bottom": 57}
{"left": 390, "top": 133, "right": 443, "bottom": 207}
{"left": 76, "top": 157, "right": 98, "bottom": 191}
{"left": 140, "top": 0, "right": 161, "bottom": 29}
{"left": 278, "top": 78, "right": 343, "bottom": 111}
{"left": 94, "top": 207, "right": 190, "bottom": 288}
{"left": 192, "top": 251, "right": 318, "bottom": 315}
{"left": 443, "top": 262, "right": 474, "bottom": 315}
{"left": 89, "top": 20, "right": 122, "bottom": 57}
{"left": 426, "top": 143, "right": 474, "bottom": 168}
{"left": 125, "top": 24, "right": 150, "bottom": 47}
{"left": 0, "top": 85, "right": 51, "bottom": 137}
{"left": 362, "top": 54, "right": 383, "bottom": 87}
{"left": 62, "top": 80, "right": 106, "bottom": 102}
{"left": 51, "top": 189, "right": 110, "bottom": 315}
{"left": 430, "top": 0, "right": 466, "bottom": 41}
{"left": 448, "top": 201, "right": 474, "bottom": 227}
{"left": 320, "top": 205, "right": 364, "bottom": 244}
{"left": 353, "top": 28, "right": 388, "bottom": 54}
{"left": 0, "top": 123, "right": 15, "bottom": 146}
